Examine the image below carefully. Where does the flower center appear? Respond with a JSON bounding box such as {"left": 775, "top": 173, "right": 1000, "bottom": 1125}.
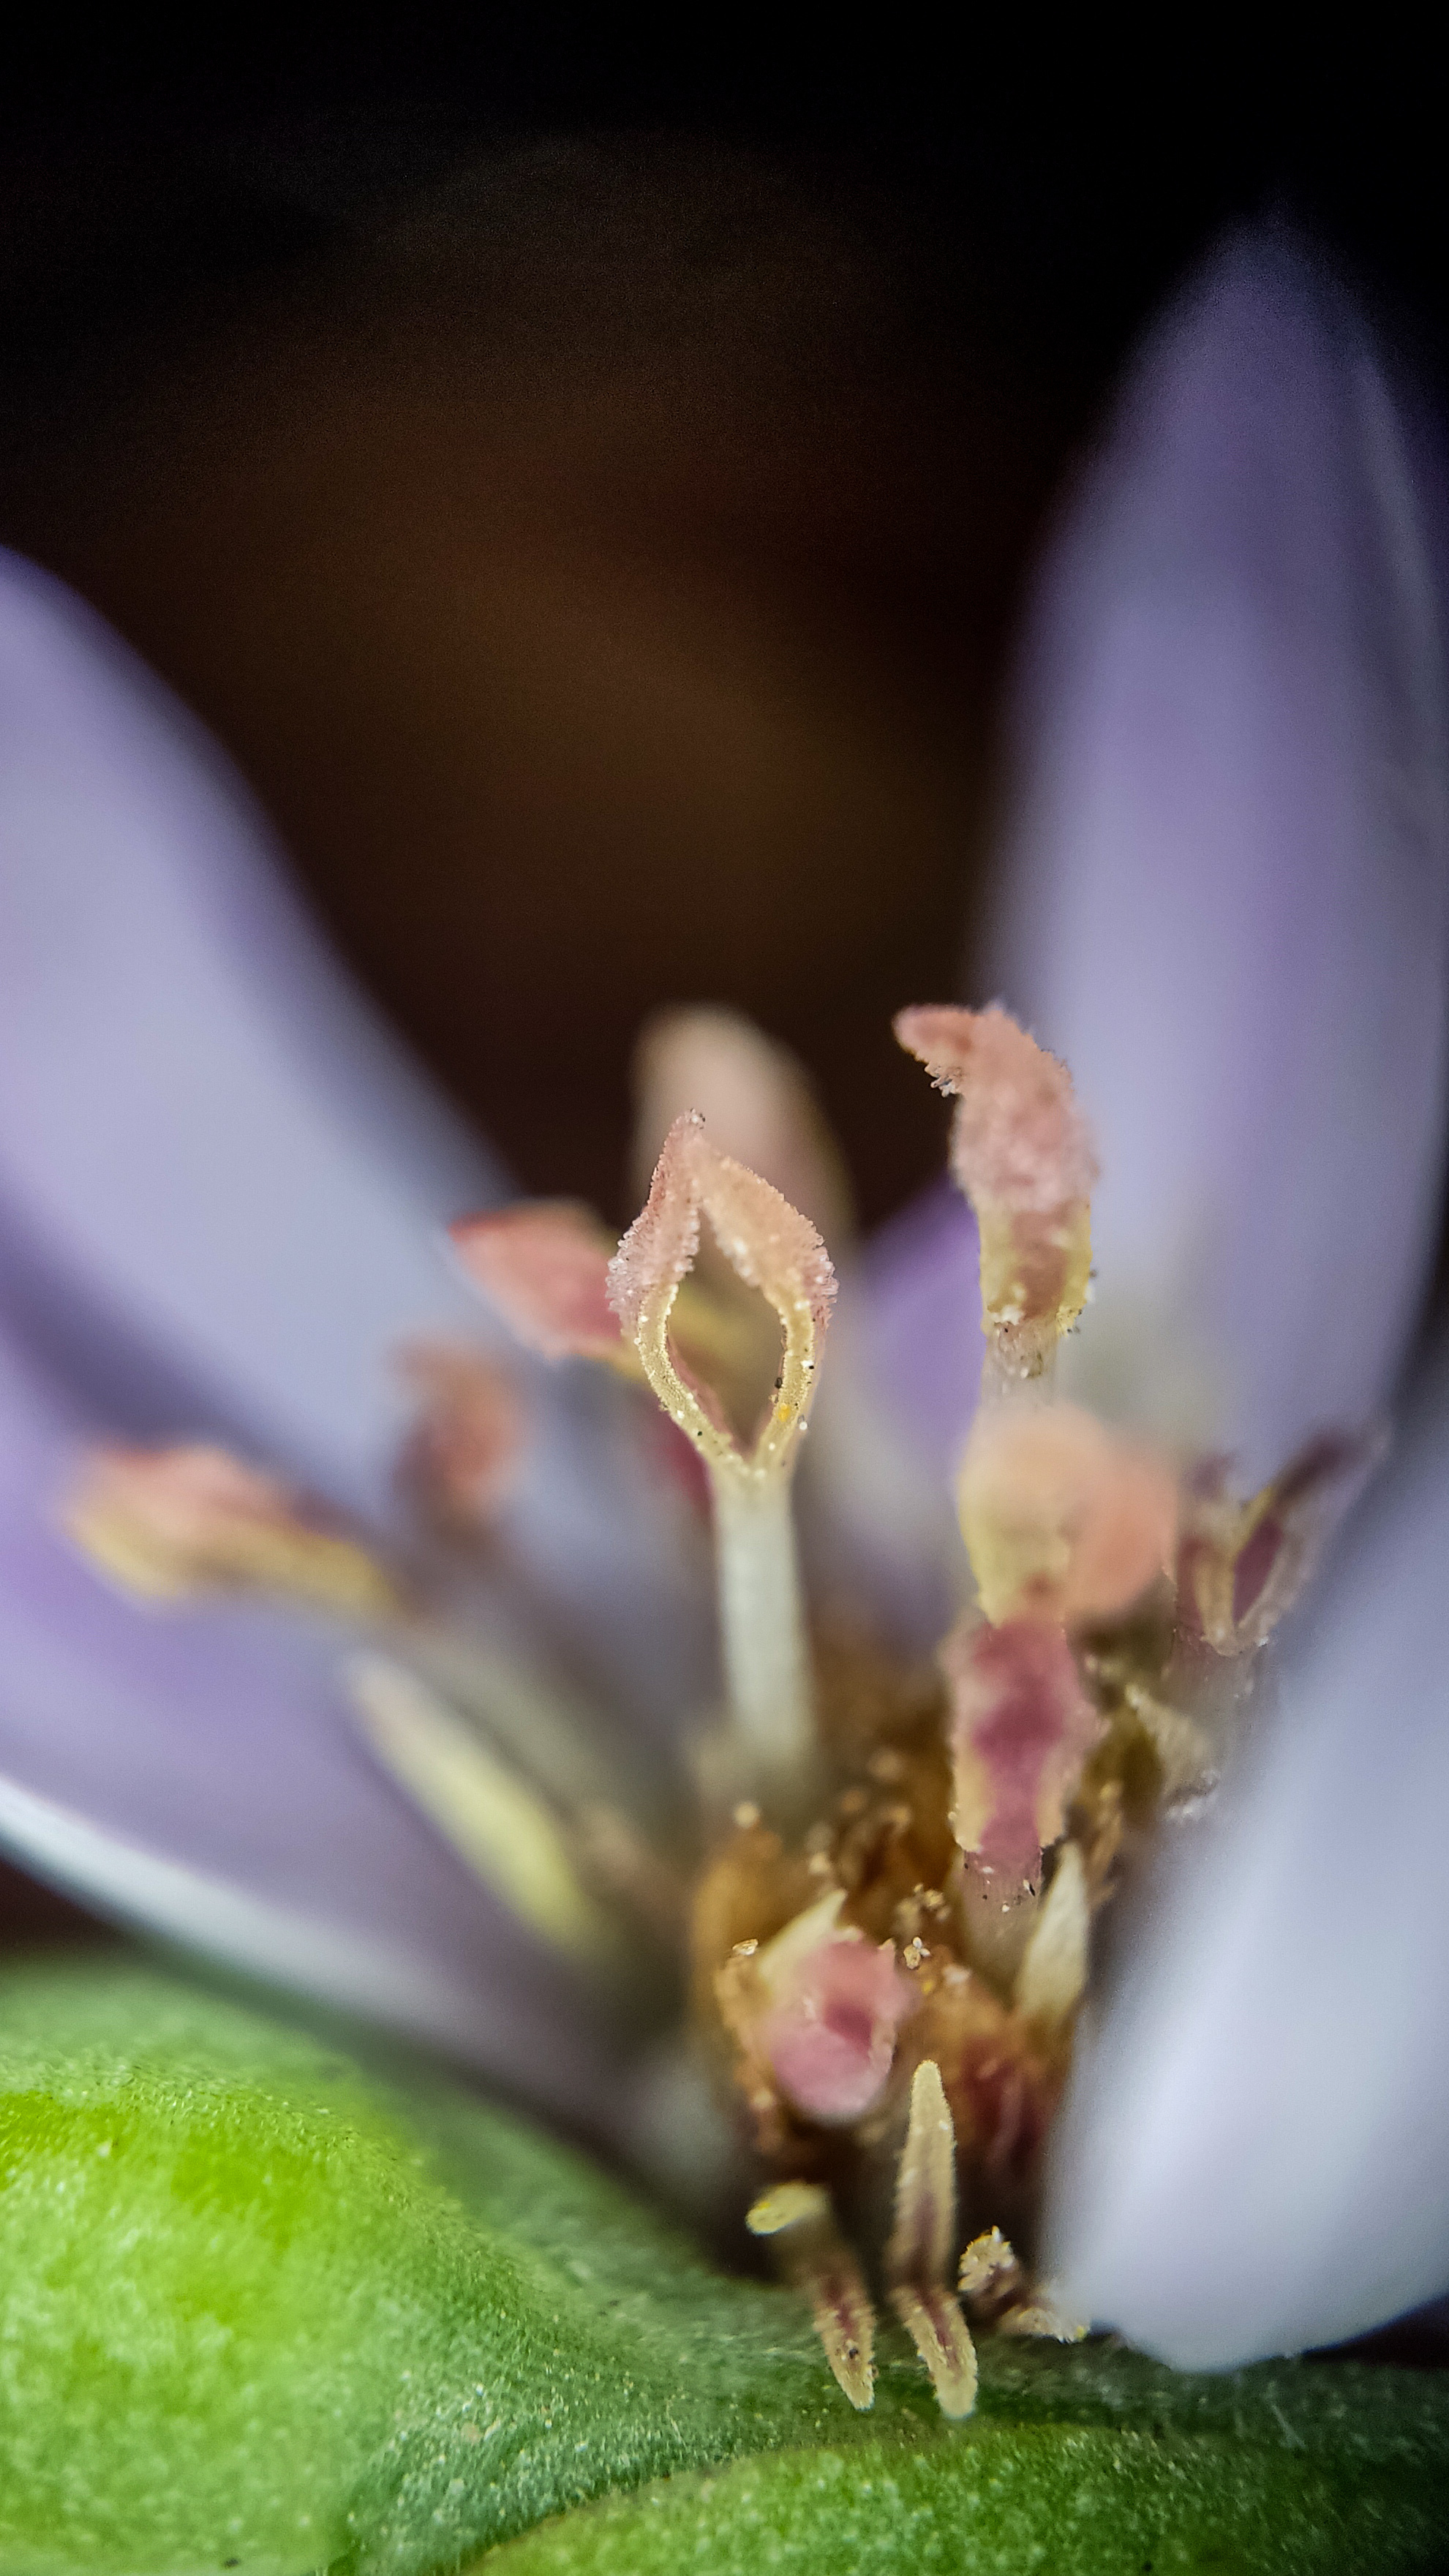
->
{"left": 62, "top": 998, "right": 1380, "bottom": 2417}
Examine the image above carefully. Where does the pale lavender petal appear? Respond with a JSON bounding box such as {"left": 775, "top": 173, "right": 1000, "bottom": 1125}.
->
{"left": 0, "top": 550, "right": 708, "bottom": 1720}
{"left": 497, "top": 1368, "right": 712, "bottom": 1735}
{"left": 1045, "top": 1350, "right": 1449, "bottom": 2362}
{"left": 993, "top": 230, "right": 1449, "bottom": 1484}
{"left": 857, "top": 1183, "right": 983, "bottom": 1485}
{"left": 0, "top": 549, "right": 503, "bottom": 1513}
{"left": 0, "top": 1318, "right": 618, "bottom": 2124}
{"left": 792, "top": 1195, "right": 979, "bottom": 1650}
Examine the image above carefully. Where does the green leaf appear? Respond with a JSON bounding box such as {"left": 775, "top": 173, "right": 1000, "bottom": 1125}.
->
{"left": 482, "top": 2417, "right": 1449, "bottom": 2576}
{"left": 1, "top": 1957, "right": 1445, "bottom": 2576}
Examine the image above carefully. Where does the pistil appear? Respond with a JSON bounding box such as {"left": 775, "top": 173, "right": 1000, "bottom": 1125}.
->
{"left": 607, "top": 1113, "right": 835, "bottom": 1787}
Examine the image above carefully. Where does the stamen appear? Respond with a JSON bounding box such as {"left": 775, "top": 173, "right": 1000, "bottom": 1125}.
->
{"left": 941, "top": 1618, "right": 1102, "bottom": 1880}
{"left": 747, "top": 1889, "right": 916, "bottom": 2126}
{"left": 64, "top": 1443, "right": 399, "bottom": 1619}
{"left": 450, "top": 1202, "right": 640, "bottom": 1372}
{"left": 885, "top": 2058, "right": 978, "bottom": 2417}
{"left": 393, "top": 1338, "right": 526, "bottom": 1532}
{"left": 451, "top": 1197, "right": 771, "bottom": 1412}
{"left": 887, "top": 2057, "right": 957, "bottom": 2294}
{"left": 572, "top": 1802, "right": 687, "bottom": 1945}
{"left": 1183, "top": 1428, "right": 1386, "bottom": 1655}
{"left": 957, "top": 1401, "right": 1178, "bottom": 1628}
{"left": 895, "top": 1003, "right": 1097, "bottom": 1381}
{"left": 609, "top": 1114, "right": 836, "bottom": 1775}
{"left": 1121, "top": 1682, "right": 1216, "bottom": 1804}
{"left": 956, "top": 2226, "right": 1083, "bottom": 2341}
{"left": 995, "top": 2294, "right": 1088, "bottom": 2343}
{"left": 746, "top": 2181, "right": 876, "bottom": 2411}
{"left": 347, "top": 1654, "right": 629, "bottom": 1977}
{"left": 405, "top": 1629, "right": 622, "bottom": 1814}
{"left": 361, "top": 1630, "right": 680, "bottom": 1940}
{"left": 1013, "top": 1842, "right": 1090, "bottom": 2026}
{"left": 957, "top": 2224, "right": 1023, "bottom": 2307}
{"left": 56, "top": 971, "right": 1323, "bottom": 2370}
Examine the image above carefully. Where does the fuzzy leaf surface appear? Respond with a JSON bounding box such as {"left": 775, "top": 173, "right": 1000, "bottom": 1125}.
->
{"left": 1, "top": 1959, "right": 1445, "bottom": 2575}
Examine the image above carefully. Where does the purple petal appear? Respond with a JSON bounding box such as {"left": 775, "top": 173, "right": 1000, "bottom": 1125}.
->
{"left": 0, "top": 1315, "right": 620, "bottom": 2123}
{"left": 793, "top": 1200, "right": 979, "bottom": 1650}
{"left": 857, "top": 1182, "right": 984, "bottom": 1485}
{"left": 993, "top": 229, "right": 1449, "bottom": 1483}
{"left": 0, "top": 553, "right": 709, "bottom": 2057}
{"left": 1045, "top": 1349, "right": 1449, "bottom": 2362}
{"left": 0, "top": 549, "right": 503, "bottom": 1513}
{"left": 0, "top": 550, "right": 707, "bottom": 1718}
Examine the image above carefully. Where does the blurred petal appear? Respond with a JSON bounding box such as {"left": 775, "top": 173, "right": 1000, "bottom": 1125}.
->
{"left": 791, "top": 1186, "right": 978, "bottom": 1649}
{"left": 856, "top": 1183, "right": 983, "bottom": 1485}
{"left": 993, "top": 229, "right": 1449, "bottom": 1482}
{"left": 1045, "top": 1351, "right": 1449, "bottom": 2362}
{"left": 0, "top": 549, "right": 503, "bottom": 1511}
{"left": 0, "top": 1319, "right": 617, "bottom": 2124}
{"left": 630, "top": 1006, "right": 855, "bottom": 1245}
{"left": 0, "top": 551, "right": 707, "bottom": 1717}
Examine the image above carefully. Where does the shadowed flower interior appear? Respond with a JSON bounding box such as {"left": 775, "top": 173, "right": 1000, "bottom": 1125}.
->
{"left": 63, "top": 993, "right": 1375, "bottom": 2421}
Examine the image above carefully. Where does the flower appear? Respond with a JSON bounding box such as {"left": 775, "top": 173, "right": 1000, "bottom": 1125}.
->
{"left": 2, "top": 215, "right": 1448, "bottom": 2403}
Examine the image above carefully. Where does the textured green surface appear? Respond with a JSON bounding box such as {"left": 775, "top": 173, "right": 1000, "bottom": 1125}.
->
{"left": 483, "top": 2419, "right": 1449, "bottom": 2576}
{"left": 1, "top": 1958, "right": 1446, "bottom": 2576}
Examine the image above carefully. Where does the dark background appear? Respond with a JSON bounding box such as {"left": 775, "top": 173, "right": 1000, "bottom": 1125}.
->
{"left": 4, "top": 22, "right": 1445, "bottom": 1227}
{"left": 1, "top": 19, "right": 1444, "bottom": 1945}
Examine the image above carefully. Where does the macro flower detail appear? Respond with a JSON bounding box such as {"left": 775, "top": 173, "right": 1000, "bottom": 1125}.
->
{"left": 449, "top": 1202, "right": 638, "bottom": 1371}
{"left": 391, "top": 1337, "right": 528, "bottom": 1534}
{"left": 721, "top": 1886, "right": 915, "bottom": 2127}
{"left": 894, "top": 1003, "right": 1097, "bottom": 1380}
{"left": 55, "top": 965, "right": 1344, "bottom": 2422}
{"left": 941, "top": 1618, "right": 1101, "bottom": 1877}
{"left": 606, "top": 1108, "right": 837, "bottom": 1777}
{"left": 956, "top": 1399, "right": 1179, "bottom": 1630}
{"left": 4, "top": 223, "right": 1449, "bottom": 2576}
{"left": 64, "top": 1439, "right": 402, "bottom": 1616}
{"left": 884, "top": 2057, "right": 980, "bottom": 2417}
{"left": 453, "top": 989, "right": 1404, "bottom": 2403}
{"left": 744, "top": 2180, "right": 876, "bottom": 2410}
